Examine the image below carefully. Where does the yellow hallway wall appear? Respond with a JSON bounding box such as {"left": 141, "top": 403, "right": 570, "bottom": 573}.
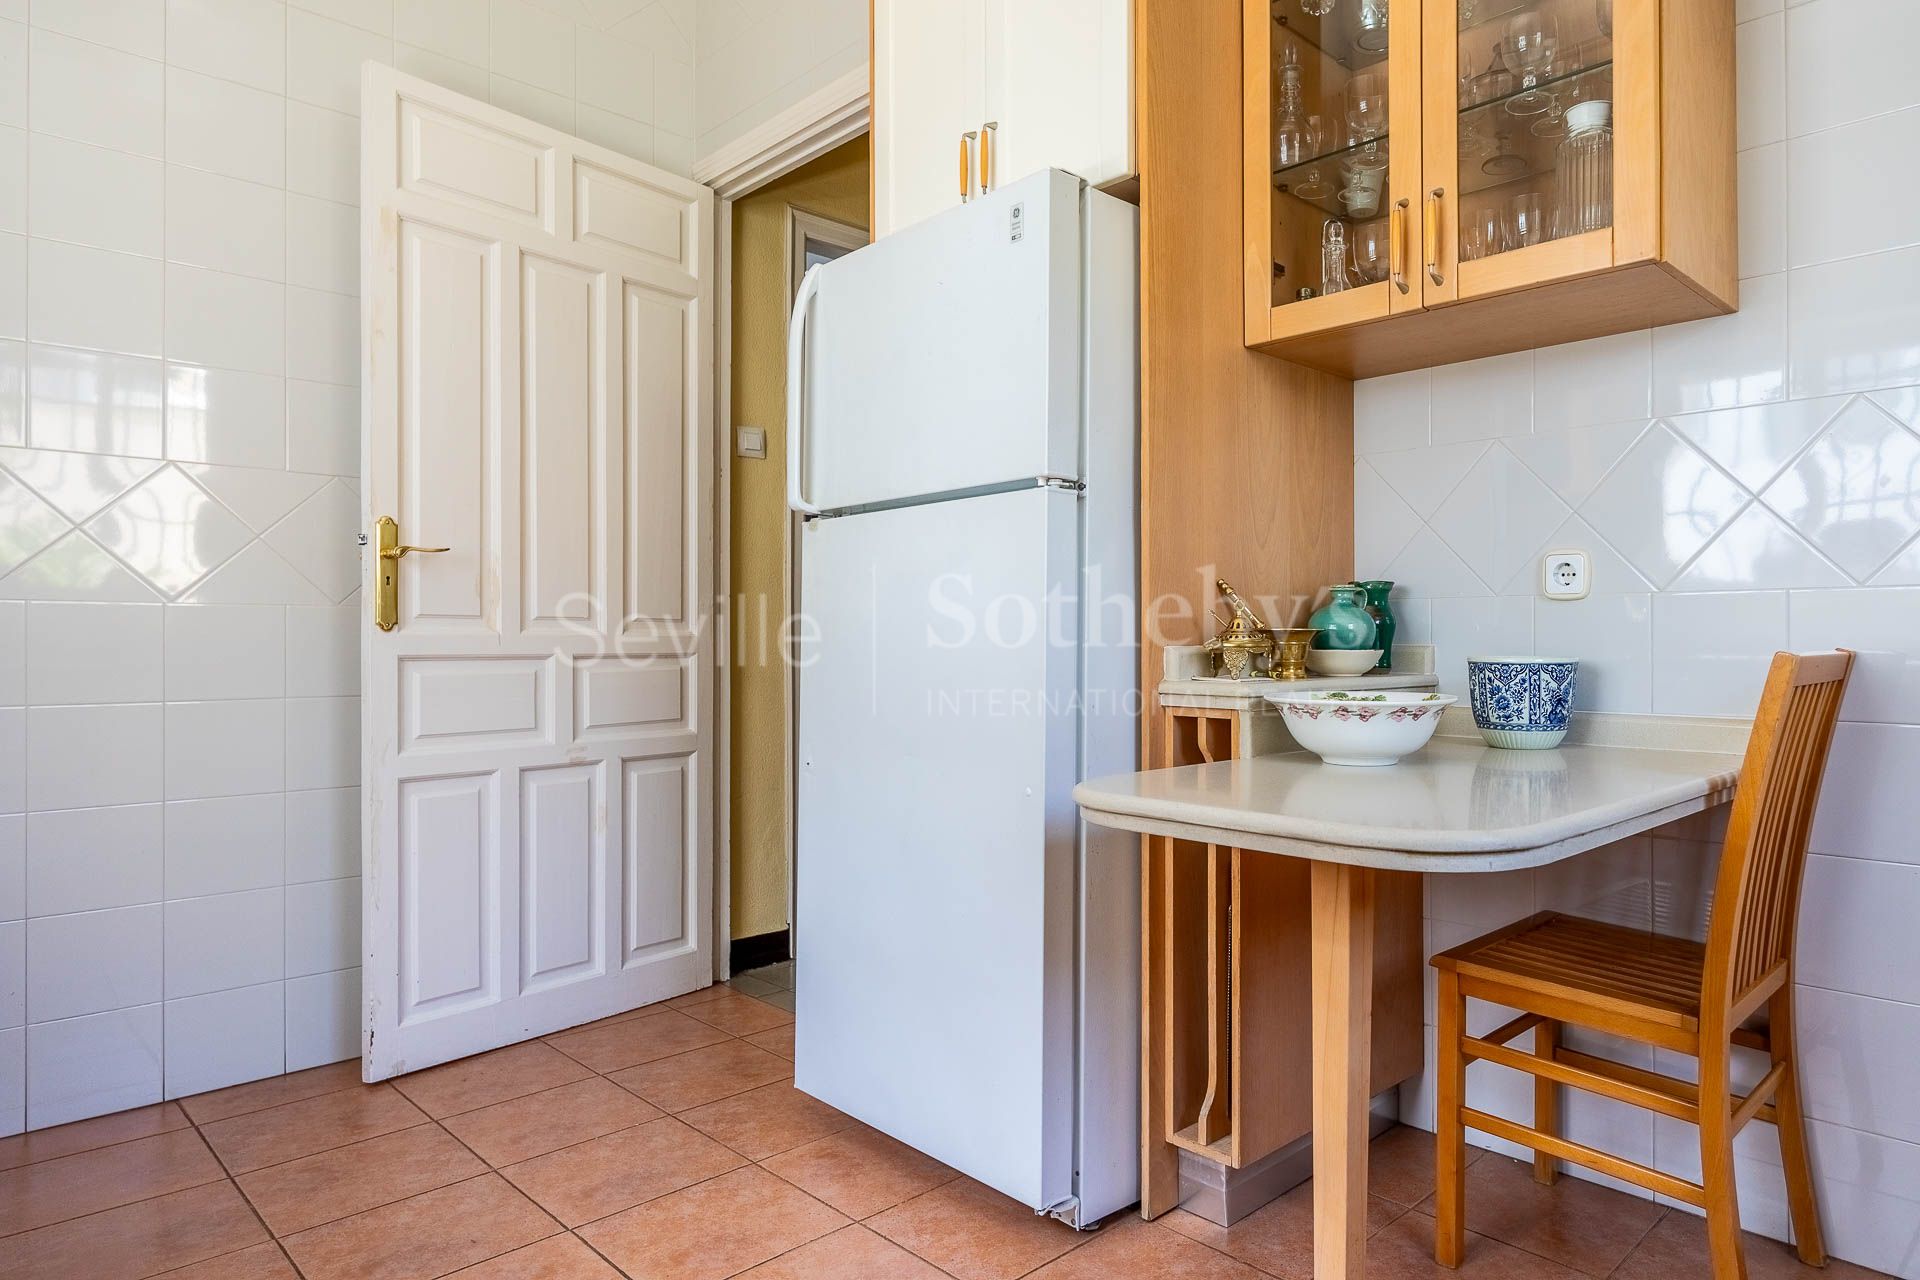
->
{"left": 728, "top": 136, "right": 870, "bottom": 941}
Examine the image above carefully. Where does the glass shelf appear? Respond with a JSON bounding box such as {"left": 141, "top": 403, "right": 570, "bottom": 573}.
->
{"left": 1269, "top": 0, "right": 1393, "bottom": 71}
{"left": 1455, "top": 60, "right": 1611, "bottom": 197}
{"left": 1272, "top": 135, "right": 1393, "bottom": 219}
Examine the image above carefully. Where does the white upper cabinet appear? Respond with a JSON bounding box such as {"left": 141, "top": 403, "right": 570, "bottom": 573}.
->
{"left": 873, "top": 0, "right": 1135, "bottom": 239}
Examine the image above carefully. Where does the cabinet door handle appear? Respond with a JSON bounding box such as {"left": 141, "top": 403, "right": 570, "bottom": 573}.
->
{"left": 1426, "top": 187, "right": 1446, "bottom": 287}
{"left": 1389, "top": 197, "right": 1411, "bottom": 295}
{"left": 979, "top": 121, "right": 997, "bottom": 193}
{"left": 959, "top": 131, "right": 977, "bottom": 202}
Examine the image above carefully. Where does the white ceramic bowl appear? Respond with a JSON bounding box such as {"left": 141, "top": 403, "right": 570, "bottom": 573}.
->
{"left": 1304, "top": 648, "right": 1384, "bottom": 676}
{"left": 1263, "top": 689, "right": 1457, "bottom": 766}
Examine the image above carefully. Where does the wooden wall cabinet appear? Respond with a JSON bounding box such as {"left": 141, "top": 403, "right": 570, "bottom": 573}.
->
{"left": 1243, "top": 0, "right": 1735, "bottom": 378}
{"left": 872, "top": 0, "right": 1134, "bottom": 239}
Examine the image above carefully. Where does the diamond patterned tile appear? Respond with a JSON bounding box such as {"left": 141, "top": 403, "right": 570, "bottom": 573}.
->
{"left": 1430, "top": 445, "right": 1571, "bottom": 594}
{"left": 1385, "top": 527, "right": 1490, "bottom": 597}
{"left": 1667, "top": 396, "right": 1848, "bottom": 492}
{"left": 182, "top": 542, "right": 332, "bottom": 605}
{"left": 1579, "top": 423, "right": 1752, "bottom": 587}
{"left": 1497, "top": 513, "right": 1654, "bottom": 596}
{"left": 1355, "top": 461, "right": 1422, "bottom": 578}
{"left": 1506, "top": 419, "right": 1651, "bottom": 507}
{"left": 0, "top": 446, "right": 160, "bottom": 522}
{"left": 83, "top": 466, "right": 250, "bottom": 597}
{"left": 0, "top": 529, "right": 162, "bottom": 602}
{"left": 0, "top": 470, "right": 70, "bottom": 576}
{"left": 263, "top": 481, "right": 360, "bottom": 602}
{"left": 1369, "top": 441, "right": 1489, "bottom": 519}
{"left": 1759, "top": 397, "right": 1920, "bottom": 581}
{"left": 1672, "top": 501, "right": 1850, "bottom": 590}
{"left": 181, "top": 463, "right": 327, "bottom": 534}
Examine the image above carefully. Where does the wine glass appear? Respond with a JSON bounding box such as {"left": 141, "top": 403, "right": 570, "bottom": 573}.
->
{"left": 1295, "top": 116, "right": 1332, "bottom": 199}
{"left": 1346, "top": 73, "right": 1388, "bottom": 170}
{"left": 1350, "top": 218, "right": 1391, "bottom": 284}
{"left": 1509, "top": 191, "right": 1549, "bottom": 248}
{"left": 1481, "top": 130, "right": 1528, "bottom": 178}
{"left": 1299, "top": 0, "right": 1335, "bottom": 16}
{"left": 1503, "top": 9, "right": 1559, "bottom": 115}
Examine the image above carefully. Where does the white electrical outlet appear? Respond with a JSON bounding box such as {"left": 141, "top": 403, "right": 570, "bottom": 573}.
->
{"left": 1542, "top": 550, "right": 1589, "bottom": 600}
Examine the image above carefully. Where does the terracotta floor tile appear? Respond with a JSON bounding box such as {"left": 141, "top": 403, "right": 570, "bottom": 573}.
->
{"left": 442, "top": 1233, "right": 625, "bottom": 1278}
{"left": 546, "top": 1009, "right": 732, "bottom": 1073}
{"left": 1424, "top": 1153, "right": 1664, "bottom": 1276}
{"left": 679, "top": 991, "right": 795, "bottom": 1037}
{"left": 500, "top": 1116, "right": 745, "bottom": 1227}
{"left": 747, "top": 961, "right": 793, "bottom": 990}
{"left": 726, "top": 974, "right": 780, "bottom": 999}
{"left": 180, "top": 1060, "right": 364, "bottom": 1125}
{"left": 153, "top": 1242, "right": 300, "bottom": 1279}
{"left": 578, "top": 1165, "right": 847, "bottom": 1280}
{"left": 199, "top": 1082, "right": 427, "bottom": 1175}
{"left": 281, "top": 1173, "right": 561, "bottom": 1280}
{"left": 0, "top": 1180, "right": 267, "bottom": 1280}
{"left": 1162, "top": 1183, "right": 1407, "bottom": 1280}
{"left": 392, "top": 1041, "right": 596, "bottom": 1119}
{"left": 1364, "top": 1211, "right": 1588, "bottom": 1279}
{"left": 666, "top": 984, "right": 734, "bottom": 1009}
{"left": 680, "top": 1080, "right": 856, "bottom": 1160}
{"left": 1028, "top": 1217, "right": 1260, "bottom": 1279}
{"left": 868, "top": 1177, "right": 1086, "bottom": 1280}
{"left": 735, "top": 1224, "right": 948, "bottom": 1279}
{"left": 745, "top": 1025, "right": 795, "bottom": 1060}
{"left": 1369, "top": 1123, "right": 1485, "bottom": 1208}
{"left": 0, "top": 1127, "right": 226, "bottom": 1235}
{"left": 607, "top": 1038, "right": 793, "bottom": 1113}
{"left": 1611, "top": 1208, "right": 1885, "bottom": 1280}
{"left": 442, "top": 1077, "right": 664, "bottom": 1167}
{"left": 236, "top": 1121, "right": 485, "bottom": 1234}
{"left": 759, "top": 1125, "right": 957, "bottom": 1219}
{"left": 0, "top": 1101, "right": 192, "bottom": 1172}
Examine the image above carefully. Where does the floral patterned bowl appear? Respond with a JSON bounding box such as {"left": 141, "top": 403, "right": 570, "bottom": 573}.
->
{"left": 1262, "top": 690, "right": 1457, "bottom": 767}
{"left": 1467, "top": 656, "right": 1579, "bottom": 750}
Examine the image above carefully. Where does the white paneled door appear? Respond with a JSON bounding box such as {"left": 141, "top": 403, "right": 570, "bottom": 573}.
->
{"left": 359, "top": 66, "right": 715, "bottom": 1079}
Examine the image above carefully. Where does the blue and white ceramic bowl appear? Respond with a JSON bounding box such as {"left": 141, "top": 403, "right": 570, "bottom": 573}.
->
{"left": 1467, "top": 656, "right": 1579, "bottom": 750}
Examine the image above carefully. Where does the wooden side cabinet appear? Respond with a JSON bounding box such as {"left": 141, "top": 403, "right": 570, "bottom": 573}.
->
{"left": 1243, "top": 0, "right": 1736, "bottom": 377}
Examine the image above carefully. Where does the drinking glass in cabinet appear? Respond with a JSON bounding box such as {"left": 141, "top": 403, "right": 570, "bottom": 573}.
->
{"left": 1503, "top": 10, "right": 1559, "bottom": 115}
{"left": 1555, "top": 99, "right": 1613, "bottom": 236}
{"left": 1461, "top": 205, "right": 1510, "bottom": 261}
{"left": 1321, "top": 220, "right": 1352, "bottom": 295}
{"left": 1295, "top": 116, "right": 1332, "bottom": 199}
{"left": 1345, "top": 0, "right": 1389, "bottom": 54}
{"left": 1510, "top": 192, "right": 1549, "bottom": 248}
{"left": 1350, "top": 219, "right": 1392, "bottom": 284}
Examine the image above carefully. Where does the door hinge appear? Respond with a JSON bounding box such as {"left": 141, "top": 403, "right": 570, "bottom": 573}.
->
{"left": 1037, "top": 475, "right": 1085, "bottom": 493}
{"left": 1040, "top": 1195, "right": 1082, "bottom": 1226}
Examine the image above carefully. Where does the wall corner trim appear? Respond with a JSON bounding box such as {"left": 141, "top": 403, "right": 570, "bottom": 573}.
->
{"left": 693, "top": 67, "right": 871, "bottom": 200}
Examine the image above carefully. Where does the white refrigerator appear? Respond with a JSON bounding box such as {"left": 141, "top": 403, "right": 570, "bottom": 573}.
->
{"left": 786, "top": 169, "right": 1141, "bottom": 1227}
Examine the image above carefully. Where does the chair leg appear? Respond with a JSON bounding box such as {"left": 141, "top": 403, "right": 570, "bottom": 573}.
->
{"left": 1699, "top": 1042, "right": 1750, "bottom": 1280}
{"left": 1435, "top": 970, "right": 1468, "bottom": 1268}
{"left": 1769, "top": 988, "right": 1827, "bottom": 1266}
{"left": 1533, "top": 1019, "right": 1560, "bottom": 1185}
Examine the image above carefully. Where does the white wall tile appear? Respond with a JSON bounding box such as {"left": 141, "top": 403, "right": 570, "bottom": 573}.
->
{"left": 28, "top": 27, "right": 163, "bottom": 157}
{"left": 285, "top": 195, "right": 357, "bottom": 296}
{"left": 284, "top": 286, "right": 357, "bottom": 385}
{"left": 25, "top": 1003, "right": 161, "bottom": 1127}
{"left": 164, "top": 886, "right": 282, "bottom": 997}
{"left": 286, "top": 379, "right": 359, "bottom": 475}
{"left": 164, "top": 363, "right": 287, "bottom": 470}
{"left": 1651, "top": 591, "right": 1789, "bottom": 716}
{"left": 1671, "top": 501, "right": 1848, "bottom": 592}
{"left": 163, "top": 981, "right": 282, "bottom": 1097}
{"left": 1354, "top": 463, "right": 1421, "bottom": 579}
{"left": 33, "top": 0, "right": 164, "bottom": 57}
{"left": 1811, "top": 722, "right": 1920, "bottom": 866}
{"left": 285, "top": 786, "right": 357, "bottom": 882}
{"left": 294, "top": 0, "right": 392, "bottom": 36}
{"left": 286, "top": 605, "right": 357, "bottom": 697}
{"left": 28, "top": 239, "right": 164, "bottom": 357}
{"left": 287, "top": 8, "right": 393, "bottom": 113}
{"left": 1430, "top": 351, "right": 1532, "bottom": 444}
{"left": 0, "top": 602, "right": 19, "bottom": 705}
{"left": 0, "top": 921, "right": 20, "bottom": 1026}
{"left": 27, "top": 903, "right": 161, "bottom": 1019}
{"left": 0, "top": 813, "right": 21, "bottom": 919}
{"left": 1737, "top": 143, "right": 1786, "bottom": 278}
{"left": 164, "top": 699, "right": 284, "bottom": 800}
{"left": 1533, "top": 594, "right": 1653, "bottom": 713}
{"left": 165, "top": 67, "right": 286, "bottom": 188}
{"left": 1430, "top": 596, "right": 1533, "bottom": 698}
{"left": 1369, "top": 441, "right": 1488, "bottom": 520}
{"left": 0, "top": 338, "right": 22, "bottom": 443}
{"left": 394, "top": 41, "right": 491, "bottom": 101}
{"left": 0, "top": 708, "right": 22, "bottom": 814}
{"left": 1785, "top": 0, "right": 1920, "bottom": 136}
{"left": 164, "top": 604, "right": 285, "bottom": 701}
{"left": 577, "top": 30, "right": 652, "bottom": 122}
{"left": 1798, "top": 855, "right": 1920, "bottom": 1005}
{"left": 164, "top": 792, "right": 283, "bottom": 898}
{"left": 27, "top": 704, "right": 163, "bottom": 810}
{"left": 1787, "top": 108, "right": 1920, "bottom": 270}
{"left": 1734, "top": 13, "right": 1784, "bottom": 151}
{"left": 574, "top": 106, "right": 653, "bottom": 164}
{"left": 491, "top": 0, "right": 573, "bottom": 94}
{"left": 1789, "top": 587, "right": 1920, "bottom": 724}
{"left": 1651, "top": 272, "right": 1788, "bottom": 415}
{"left": 285, "top": 696, "right": 357, "bottom": 789}
{"left": 1531, "top": 330, "right": 1651, "bottom": 433}
{"left": 284, "top": 965, "right": 356, "bottom": 1070}
{"left": 1430, "top": 446, "right": 1569, "bottom": 592}
{"left": 1797, "top": 986, "right": 1920, "bottom": 1144}
{"left": 0, "top": 1027, "right": 19, "bottom": 1136}
{"left": 165, "top": 0, "right": 286, "bottom": 93}
{"left": 27, "top": 602, "right": 163, "bottom": 704}
{"left": 27, "top": 134, "right": 164, "bottom": 259}
{"left": 25, "top": 803, "right": 162, "bottom": 915}
{"left": 396, "top": 0, "right": 485, "bottom": 65}
{"left": 1579, "top": 425, "right": 1752, "bottom": 588}
{"left": 286, "top": 875, "right": 357, "bottom": 976}
{"left": 0, "top": 129, "right": 19, "bottom": 235}
{"left": 0, "top": 234, "right": 24, "bottom": 339}
{"left": 1805, "top": 1120, "right": 1920, "bottom": 1278}
{"left": 164, "top": 265, "right": 285, "bottom": 377}
{"left": 1665, "top": 396, "right": 1846, "bottom": 493}
{"left": 166, "top": 167, "right": 286, "bottom": 283}
{"left": 285, "top": 101, "right": 356, "bottom": 203}
{"left": 490, "top": 74, "right": 574, "bottom": 134}
{"left": 1788, "top": 247, "right": 1920, "bottom": 398}
{"left": 0, "top": 22, "right": 21, "bottom": 131}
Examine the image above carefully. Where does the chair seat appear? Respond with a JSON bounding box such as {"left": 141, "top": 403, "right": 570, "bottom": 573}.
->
{"left": 1433, "top": 911, "right": 1706, "bottom": 1033}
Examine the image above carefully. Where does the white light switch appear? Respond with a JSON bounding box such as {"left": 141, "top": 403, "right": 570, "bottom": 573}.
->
{"left": 736, "top": 426, "right": 767, "bottom": 459}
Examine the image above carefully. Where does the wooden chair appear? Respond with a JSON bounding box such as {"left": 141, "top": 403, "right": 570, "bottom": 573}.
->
{"left": 1431, "top": 650, "right": 1855, "bottom": 1280}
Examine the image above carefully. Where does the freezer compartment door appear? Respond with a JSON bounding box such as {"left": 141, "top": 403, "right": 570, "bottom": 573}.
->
{"left": 800, "top": 170, "right": 1084, "bottom": 512}
{"left": 794, "top": 487, "right": 1082, "bottom": 1212}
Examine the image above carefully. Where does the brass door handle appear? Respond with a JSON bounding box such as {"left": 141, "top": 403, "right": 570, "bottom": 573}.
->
{"left": 380, "top": 544, "right": 450, "bottom": 560}
{"left": 1426, "top": 187, "right": 1446, "bottom": 287}
{"left": 373, "top": 515, "right": 449, "bottom": 631}
{"left": 1389, "top": 197, "right": 1411, "bottom": 295}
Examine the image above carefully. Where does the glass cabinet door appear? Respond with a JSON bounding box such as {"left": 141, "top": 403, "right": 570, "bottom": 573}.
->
{"left": 1245, "top": 0, "right": 1424, "bottom": 345}
{"left": 1427, "top": 0, "right": 1624, "bottom": 302}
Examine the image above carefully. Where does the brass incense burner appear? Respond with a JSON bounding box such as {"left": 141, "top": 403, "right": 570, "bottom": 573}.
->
{"left": 1202, "top": 578, "right": 1276, "bottom": 680}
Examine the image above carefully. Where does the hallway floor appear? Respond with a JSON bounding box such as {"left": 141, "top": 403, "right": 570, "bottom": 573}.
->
{"left": 0, "top": 965, "right": 1890, "bottom": 1279}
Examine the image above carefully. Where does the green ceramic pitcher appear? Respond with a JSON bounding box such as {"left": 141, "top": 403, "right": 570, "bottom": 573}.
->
{"left": 1307, "top": 585, "right": 1377, "bottom": 650}
{"left": 1355, "top": 579, "right": 1396, "bottom": 670}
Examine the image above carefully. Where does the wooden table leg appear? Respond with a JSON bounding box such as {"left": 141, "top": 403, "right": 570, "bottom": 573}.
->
{"left": 1311, "top": 861, "right": 1375, "bottom": 1280}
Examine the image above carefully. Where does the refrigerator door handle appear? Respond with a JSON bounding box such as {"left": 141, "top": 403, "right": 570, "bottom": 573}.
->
{"left": 787, "top": 264, "right": 824, "bottom": 517}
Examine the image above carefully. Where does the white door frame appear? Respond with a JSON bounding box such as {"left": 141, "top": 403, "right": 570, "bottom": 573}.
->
{"left": 692, "top": 68, "right": 870, "bottom": 975}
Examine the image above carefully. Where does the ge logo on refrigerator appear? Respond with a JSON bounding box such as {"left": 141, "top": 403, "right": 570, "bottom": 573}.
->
{"left": 1009, "top": 202, "right": 1025, "bottom": 242}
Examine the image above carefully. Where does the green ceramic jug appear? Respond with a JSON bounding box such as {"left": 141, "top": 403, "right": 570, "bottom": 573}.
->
{"left": 1307, "top": 584, "right": 1377, "bottom": 650}
{"left": 1355, "top": 579, "right": 1396, "bottom": 670}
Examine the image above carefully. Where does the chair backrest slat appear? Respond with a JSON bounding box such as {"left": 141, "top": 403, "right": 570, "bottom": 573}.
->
{"left": 1703, "top": 651, "right": 1855, "bottom": 1023}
